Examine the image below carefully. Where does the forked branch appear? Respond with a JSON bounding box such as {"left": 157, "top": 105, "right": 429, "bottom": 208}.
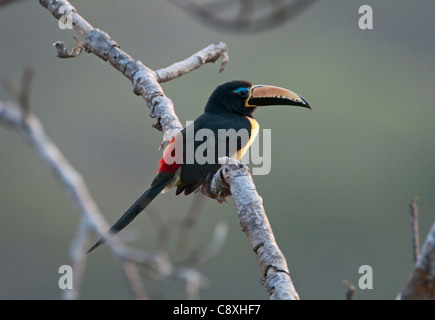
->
{"left": 36, "top": 0, "right": 298, "bottom": 299}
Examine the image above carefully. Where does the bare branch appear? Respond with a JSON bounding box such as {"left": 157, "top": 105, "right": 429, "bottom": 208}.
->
{"left": 186, "top": 222, "right": 229, "bottom": 267}
{"left": 2, "top": 66, "right": 34, "bottom": 115}
{"left": 2, "top": 79, "right": 21, "bottom": 102}
{"left": 0, "top": 101, "right": 103, "bottom": 295}
{"left": 0, "top": 100, "right": 157, "bottom": 299}
{"left": 39, "top": 0, "right": 92, "bottom": 37}
{"left": 147, "top": 205, "right": 172, "bottom": 252}
{"left": 0, "top": 102, "right": 108, "bottom": 234}
{"left": 201, "top": 157, "right": 299, "bottom": 300}
{"left": 155, "top": 42, "right": 229, "bottom": 82}
{"left": 409, "top": 197, "right": 421, "bottom": 263}
{"left": 175, "top": 193, "right": 207, "bottom": 258}
{"left": 342, "top": 280, "right": 356, "bottom": 300}
{"left": 0, "top": 0, "right": 24, "bottom": 8}
{"left": 117, "top": 260, "right": 149, "bottom": 300}
{"left": 399, "top": 205, "right": 435, "bottom": 299}
{"left": 19, "top": 66, "right": 34, "bottom": 113}
{"left": 1, "top": 98, "right": 222, "bottom": 299}
{"left": 1, "top": 67, "right": 127, "bottom": 298}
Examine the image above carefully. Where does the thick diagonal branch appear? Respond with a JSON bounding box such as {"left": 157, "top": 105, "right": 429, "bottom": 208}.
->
{"left": 399, "top": 217, "right": 435, "bottom": 300}
{"left": 201, "top": 157, "right": 299, "bottom": 300}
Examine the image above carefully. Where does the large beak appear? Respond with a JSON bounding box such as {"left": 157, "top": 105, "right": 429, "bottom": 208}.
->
{"left": 246, "top": 85, "right": 311, "bottom": 109}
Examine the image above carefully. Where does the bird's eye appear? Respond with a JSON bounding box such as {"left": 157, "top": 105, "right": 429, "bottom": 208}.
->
{"left": 233, "top": 87, "right": 250, "bottom": 98}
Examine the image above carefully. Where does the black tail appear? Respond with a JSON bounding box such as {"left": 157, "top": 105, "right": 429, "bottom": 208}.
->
{"left": 87, "top": 173, "right": 174, "bottom": 253}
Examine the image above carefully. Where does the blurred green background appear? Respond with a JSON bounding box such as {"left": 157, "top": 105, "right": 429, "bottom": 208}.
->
{"left": 1, "top": 0, "right": 434, "bottom": 299}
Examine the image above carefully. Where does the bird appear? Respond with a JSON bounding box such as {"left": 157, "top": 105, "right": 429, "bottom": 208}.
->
{"left": 87, "top": 80, "right": 310, "bottom": 253}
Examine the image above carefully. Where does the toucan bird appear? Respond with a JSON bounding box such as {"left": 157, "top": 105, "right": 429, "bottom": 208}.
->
{"left": 87, "top": 80, "right": 310, "bottom": 253}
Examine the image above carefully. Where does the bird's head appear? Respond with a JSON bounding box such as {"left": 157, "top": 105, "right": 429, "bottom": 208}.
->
{"left": 204, "top": 80, "right": 311, "bottom": 117}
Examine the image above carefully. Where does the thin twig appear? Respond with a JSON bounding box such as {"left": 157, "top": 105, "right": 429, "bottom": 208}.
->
{"left": 0, "top": 101, "right": 128, "bottom": 297}
{"left": 154, "top": 42, "right": 229, "bottom": 82}
{"left": 40, "top": 0, "right": 228, "bottom": 147}
{"left": 53, "top": 35, "right": 84, "bottom": 58}
{"left": 409, "top": 197, "right": 420, "bottom": 263}
{"left": 1, "top": 100, "right": 226, "bottom": 299}
{"left": 63, "top": 217, "right": 90, "bottom": 300}
{"left": 175, "top": 193, "right": 207, "bottom": 258}
{"left": 38, "top": 0, "right": 231, "bottom": 298}
{"left": 117, "top": 259, "right": 149, "bottom": 300}
{"left": 2, "top": 65, "right": 34, "bottom": 115}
